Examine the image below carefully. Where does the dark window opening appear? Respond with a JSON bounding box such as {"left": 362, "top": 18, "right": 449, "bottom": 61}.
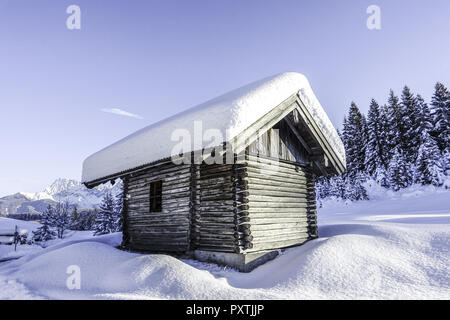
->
{"left": 149, "top": 180, "right": 162, "bottom": 212}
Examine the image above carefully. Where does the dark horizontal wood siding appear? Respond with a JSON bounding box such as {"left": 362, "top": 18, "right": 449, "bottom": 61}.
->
{"left": 123, "top": 162, "right": 192, "bottom": 252}
{"left": 191, "top": 160, "right": 249, "bottom": 253}
{"left": 243, "top": 154, "right": 317, "bottom": 252}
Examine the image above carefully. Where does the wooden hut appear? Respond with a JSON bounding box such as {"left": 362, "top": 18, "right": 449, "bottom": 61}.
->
{"left": 82, "top": 72, "right": 346, "bottom": 272}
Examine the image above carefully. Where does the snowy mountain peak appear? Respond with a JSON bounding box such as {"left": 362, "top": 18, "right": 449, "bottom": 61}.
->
{"left": 1, "top": 178, "right": 122, "bottom": 216}
{"left": 44, "top": 178, "right": 81, "bottom": 196}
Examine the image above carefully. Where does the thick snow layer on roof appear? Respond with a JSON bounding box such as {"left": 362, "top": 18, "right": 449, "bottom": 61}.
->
{"left": 82, "top": 72, "right": 345, "bottom": 183}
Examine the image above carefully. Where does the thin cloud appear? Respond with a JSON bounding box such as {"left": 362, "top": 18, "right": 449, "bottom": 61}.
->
{"left": 101, "top": 108, "right": 144, "bottom": 120}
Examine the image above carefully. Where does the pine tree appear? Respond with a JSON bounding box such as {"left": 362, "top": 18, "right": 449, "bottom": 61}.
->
{"left": 374, "top": 165, "right": 389, "bottom": 188}
{"left": 315, "top": 177, "right": 330, "bottom": 200}
{"left": 430, "top": 82, "right": 450, "bottom": 154}
{"left": 82, "top": 209, "right": 98, "bottom": 231}
{"left": 401, "top": 86, "right": 420, "bottom": 163}
{"left": 411, "top": 95, "right": 446, "bottom": 185}
{"left": 344, "top": 173, "right": 368, "bottom": 201}
{"left": 328, "top": 175, "right": 346, "bottom": 199}
{"left": 388, "top": 148, "right": 412, "bottom": 191}
{"left": 32, "top": 205, "right": 56, "bottom": 242}
{"left": 379, "top": 104, "right": 390, "bottom": 150}
{"left": 441, "top": 149, "right": 450, "bottom": 177}
{"left": 414, "top": 95, "right": 433, "bottom": 136}
{"left": 114, "top": 184, "right": 124, "bottom": 232}
{"left": 316, "top": 83, "right": 449, "bottom": 201}
{"left": 385, "top": 89, "right": 415, "bottom": 186}
{"left": 54, "top": 202, "right": 71, "bottom": 239}
{"left": 70, "top": 205, "right": 80, "bottom": 230}
{"left": 93, "top": 192, "right": 117, "bottom": 235}
{"left": 90, "top": 209, "right": 98, "bottom": 230}
{"left": 386, "top": 90, "right": 406, "bottom": 155}
{"left": 344, "top": 102, "right": 366, "bottom": 176}
{"left": 365, "top": 99, "right": 386, "bottom": 176}
{"left": 415, "top": 133, "right": 445, "bottom": 186}
{"left": 341, "top": 117, "right": 349, "bottom": 146}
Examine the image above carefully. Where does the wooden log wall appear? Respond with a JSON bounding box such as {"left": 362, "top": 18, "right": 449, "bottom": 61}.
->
{"left": 122, "top": 147, "right": 318, "bottom": 254}
{"left": 123, "top": 162, "right": 192, "bottom": 252}
{"left": 191, "top": 157, "right": 249, "bottom": 253}
{"left": 242, "top": 154, "right": 318, "bottom": 252}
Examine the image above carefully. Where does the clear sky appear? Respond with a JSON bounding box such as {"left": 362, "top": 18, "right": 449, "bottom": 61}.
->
{"left": 0, "top": 0, "right": 449, "bottom": 196}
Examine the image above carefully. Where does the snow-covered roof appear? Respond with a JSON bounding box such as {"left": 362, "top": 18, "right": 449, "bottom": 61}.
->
{"left": 82, "top": 72, "right": 345, "bottom": 184}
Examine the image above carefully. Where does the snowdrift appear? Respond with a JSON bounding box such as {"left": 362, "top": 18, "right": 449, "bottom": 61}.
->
{"left": 1, "top": 187, "right": 449, "bottom": 300}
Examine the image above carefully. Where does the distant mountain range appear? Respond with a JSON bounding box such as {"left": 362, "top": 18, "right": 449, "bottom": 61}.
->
{"left": 0, "top": 178, "right": 122, "bottom": 216}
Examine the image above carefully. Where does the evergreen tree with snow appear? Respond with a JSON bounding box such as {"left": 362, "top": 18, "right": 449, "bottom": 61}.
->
{"left": 93, "top": 192, "right": 117, "bottom": 235}
{"left": 70, "top": 205, "right": 80, "bottom": 230}
{"left": 90, "top": 209, "right": 98, "bottom": 230}
{"left": 384, "top": 89, "right": 414, "bottom": 186}
{"left": 441, "top": 150, "right": 450, "bottom": 178}
{"left": 412, "top": 95, "right": 446, "bottom": 185}
{"left": 315, "top": 177, "right": 330, "bottom": 200}
{"left": 401, "top": 86, "right": 420, "bottom": 163}
{"left": 430, "top": 82, "right": 449, "bottom": 154}
{"left": 386, "top": 90, "right": 406, "bottom": 156}
{"left": 114, "top": 184, "right": 124, "bottom": 232}
{"left": 328, "top": 175, "right": 346, "bottom": 199}
{"left": 415, "top": 133, "right": 445, "bottom": 186}
{"left": 344, "top": 172, "right": 369, "bottom": 201}
{"left": 32, "top": 205, "right": 56, "bottom": 242}
{"left": 414, "top": 95, "right": 433, "bottom": 140}
{"left": 54, "top": 202, "right": 71, "bottom": 239}
{"left": 388, "top": 148, "right": 413, "bottom": 191}
{"left": 82, "top": 209, "right": 98, "bottom": 231}
{"left": 378, "top": 104, "right": 391, "bottom": 187}
{"left": 315, "top": 83, "right": 449, "bottom": 202}
{"left": 343, "top": 102, "right": 367, "bottom": 176}
{"left": 341, "top": 117, "right": 349, "bottom": 147}
{"left": 374, "top": 166, "right": 389, "bottom": 188}
{"left": 365, "top": 99, "right": 387, "bottom": 176}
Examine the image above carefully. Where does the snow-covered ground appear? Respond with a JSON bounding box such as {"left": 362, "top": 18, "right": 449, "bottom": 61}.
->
{"left": 0, "top": 218, "right": 42, "bottom": 262}
{"left": 0, "top": 186, "right": 449, "bottom": 300}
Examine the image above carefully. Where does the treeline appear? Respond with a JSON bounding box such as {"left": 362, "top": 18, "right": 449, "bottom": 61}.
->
{"left": 317, "top": 82, "right": 449, "bottom": 201}
{"left": 32, "top": 190, "right": 123, "bottom": 242}
{"left": 8, "top": 213, "right": 42, "bottom": 221}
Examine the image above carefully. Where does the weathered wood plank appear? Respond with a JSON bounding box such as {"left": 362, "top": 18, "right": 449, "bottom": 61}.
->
{"left": 247, "top": 237, "right": 309, "bottom": 252}
{"left": 125, "top": 162, "right": 191, "bottom": 252}
{"left": 245, "top": 161, "right": 310, "bottom": 176}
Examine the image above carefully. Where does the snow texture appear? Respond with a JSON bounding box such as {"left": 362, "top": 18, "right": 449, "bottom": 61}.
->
{"left": 82, "top": 72, "right": 345, "bottom": 183}
{"left": 0, "top": 218, "right": 42, "bottom": 261}
{"left": 0, "top": 187, "right": 448, "bottom": 300}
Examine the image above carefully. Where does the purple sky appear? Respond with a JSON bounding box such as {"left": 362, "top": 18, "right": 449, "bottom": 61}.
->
{"left": 0, "top": 0, "right": 449, "bottom": 196}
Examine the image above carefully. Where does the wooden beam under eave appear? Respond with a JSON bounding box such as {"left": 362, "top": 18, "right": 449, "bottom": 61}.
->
{"left": 285, "top": 117, "right": 313, "bottom": 154}
{"left": 314, "top": 160, "right": 329, "bottom": 176}
{"left": 294, "top": 101, "right": 345, "bottom": 175}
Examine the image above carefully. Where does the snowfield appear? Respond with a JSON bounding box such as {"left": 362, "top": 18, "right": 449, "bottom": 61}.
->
{"left": 0, "top": 186, "right": 449, "bottom": 300}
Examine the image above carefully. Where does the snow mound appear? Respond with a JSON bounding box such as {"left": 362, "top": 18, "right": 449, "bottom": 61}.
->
{"left": 1, "top": 189, "right": 448, "bottom": 300}
{"left": 1, "top": 221, "right": 448, "bottom": 299}
{"left": 0, "top": 217, "right": 39, "bottom": 235}
{"left": 82, "top": 72, "right": 345, "bottom": 183}
{"left": 4, "top": 241, "right": 243, "bottom": 300}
